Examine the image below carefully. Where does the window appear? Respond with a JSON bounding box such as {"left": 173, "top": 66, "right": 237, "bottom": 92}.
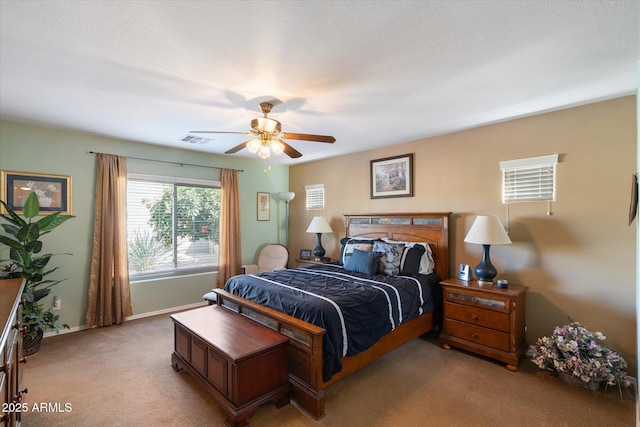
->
{"left": 127, "top": 173, "right": 221, "bottom": 279}
{"left": 500, "top": 154, "right": 558, "bottom": 203}
{"left": 305, "top": 184, "right": 325, "bottom": 210}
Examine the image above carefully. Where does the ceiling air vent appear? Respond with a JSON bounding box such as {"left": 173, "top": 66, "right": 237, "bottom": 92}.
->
{"left": 180, "top": 135, "right": 212, "bottom": 145}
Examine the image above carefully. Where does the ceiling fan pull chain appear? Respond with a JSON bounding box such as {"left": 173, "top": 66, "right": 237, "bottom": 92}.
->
{"left": 264, "top": 158, "right": 272, "bottom": 175}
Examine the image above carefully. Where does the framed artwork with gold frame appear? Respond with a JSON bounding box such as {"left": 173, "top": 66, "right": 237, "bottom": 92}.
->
{"left": 1, "top": 170, "right": 72, "bottom": 215}
{"left": 257, "top": 192, "right": 270, "bottom": 221}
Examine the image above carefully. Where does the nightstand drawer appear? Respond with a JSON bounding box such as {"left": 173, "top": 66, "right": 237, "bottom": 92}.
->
{"left": 444, "top": 288, "right": 511, "bottom": 314}
{"left": 444, "top": 319, "right": 510, "bottom": 352}
{"left": 444, "top": 302, "right": 509, "bottom": 332}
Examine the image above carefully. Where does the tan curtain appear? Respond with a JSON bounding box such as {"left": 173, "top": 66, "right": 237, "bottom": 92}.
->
{"left": 216, "top": 168, "right": 241, "bottom": 288}
{"left": 85, "top": 154, "right": 132, "bottom": 327}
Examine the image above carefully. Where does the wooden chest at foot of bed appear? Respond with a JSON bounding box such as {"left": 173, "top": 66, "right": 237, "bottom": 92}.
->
{"left": 171, "top": 305, "right": 290, "bottom": 427}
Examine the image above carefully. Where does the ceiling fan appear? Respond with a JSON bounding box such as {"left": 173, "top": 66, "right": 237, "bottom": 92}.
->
{"left": 189, "top": 101, "right": 335, "bottom": 159}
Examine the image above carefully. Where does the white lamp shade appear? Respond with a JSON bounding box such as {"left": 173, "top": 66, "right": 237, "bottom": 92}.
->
{"left": 277, "top": 192, "right": 295, "bottom": 202}
{"left": 306, "top": 216, "right": 333, "bottom": 234}
{"left": 464, "top": 215, "right": 511, "bottom": 245}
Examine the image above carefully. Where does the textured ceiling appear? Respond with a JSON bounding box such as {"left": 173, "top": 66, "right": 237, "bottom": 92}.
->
{"left": 1, "top": 1, "right": 638, "bottom": 165}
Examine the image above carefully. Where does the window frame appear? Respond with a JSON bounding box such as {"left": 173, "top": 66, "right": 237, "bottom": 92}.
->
{"left": 500, "top": 154, "right": 558, "bottom": 204}
{"left": 127, "top": 173, "right": 221, "bottom": 281}
{"left": 305, "top": 183, "right": 325, "bottom": 210}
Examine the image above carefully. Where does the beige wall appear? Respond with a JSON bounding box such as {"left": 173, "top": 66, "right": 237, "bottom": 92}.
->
{"left": 289, "top": 96, "right": 637, "bottom": 375}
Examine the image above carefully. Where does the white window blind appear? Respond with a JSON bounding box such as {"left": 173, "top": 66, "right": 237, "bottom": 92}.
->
{"left": 127, "top": 173, "right": 221, "bottom": 279}
{"left": 500, "top": 154, "right": 558, "bottom": 203}
{"left": 305, "top": 184, "right": 324, "bottom": 210}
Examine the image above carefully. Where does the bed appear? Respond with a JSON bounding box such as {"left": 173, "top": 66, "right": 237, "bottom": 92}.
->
{"left": 213, "top": 212, "right": 450, "bottom": 418}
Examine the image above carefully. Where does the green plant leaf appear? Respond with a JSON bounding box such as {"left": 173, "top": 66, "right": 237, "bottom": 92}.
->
{"left": 17, "top": 222, "right": 39, "bottom": 243}
{"left": 0, "top": 200, "right": 26, "bottom": 226}
{"left": 22, "top": 193, "right": 40, "bottom": 218}
{"left": 0, "top": 235, "right": 22, "bottom": 250}
{"left": 25, "top": 240, "right": 43, "bottom": 254}
{"left": 30, "top": 288, "right": 51, "bottom": 302}
{"left": 37, "top": 212, "right": 75, "bottom": 231}
{"left": 41, "top": 266, "right": 61, "bottom": 277}
{"left": 30, "top": 254, "right": 51, "bottom": 269}
{"left": 1, "top": 223, "right": 20, "bottom": 237}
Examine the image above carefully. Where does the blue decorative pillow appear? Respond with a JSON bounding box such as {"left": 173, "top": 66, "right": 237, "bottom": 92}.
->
{"left": 373, "top": 241, "right": 405, "bottom": 275}
{"left": 343, "top": 249, "right": 382, "bottom": 276}
{"left": 339, "top": 237, "right": 378, "bottom": 265}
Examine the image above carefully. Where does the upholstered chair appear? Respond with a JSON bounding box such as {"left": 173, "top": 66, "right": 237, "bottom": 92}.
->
{"left": 241, "top": 244, "right": 289, "bottom": 274}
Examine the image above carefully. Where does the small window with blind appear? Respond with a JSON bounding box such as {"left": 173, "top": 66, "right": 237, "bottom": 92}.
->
{"left": 127, "top": 173, "right": 221, "bottom": 279}
{"left": 305, "top": 184, "right": 325, "bottom": 210}
{"left": 500, "top": 154, "right": 558, "bottom": 203}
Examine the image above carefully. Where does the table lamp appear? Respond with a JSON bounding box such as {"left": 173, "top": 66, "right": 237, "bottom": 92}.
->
{"left": 464, "top": 215, "right": 511, "bottom": 285}
{"left": 306, "top": 216, "right": 333, "bottom": 260}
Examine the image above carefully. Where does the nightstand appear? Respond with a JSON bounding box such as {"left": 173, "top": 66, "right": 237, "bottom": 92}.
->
{"left": 296, "top": 259, "right": 330, "bottom": 268}
{"left": 439, "top": 278, "right": 528, "bottom": 372}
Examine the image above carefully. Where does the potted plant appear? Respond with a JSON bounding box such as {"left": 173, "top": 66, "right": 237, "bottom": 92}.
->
{"left": 0, "top": 192, "right": 74, "bottom": 355}
{"left": 530, "top": 320, "right": 631, "bottom": 391}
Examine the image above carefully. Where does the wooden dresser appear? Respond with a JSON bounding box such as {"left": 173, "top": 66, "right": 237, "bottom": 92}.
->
{"left": 171, "top": 305, "right": 290, "bottom": 427}
{"left": 439, "top": 278, "right": 528, "bottom": 371}
{"left": 1, "top": 278, "right": 26, "bottom": 427}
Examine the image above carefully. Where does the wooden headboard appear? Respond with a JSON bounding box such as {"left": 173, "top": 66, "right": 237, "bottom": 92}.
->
{"left": 344, "top": 212, "right": 451, "bottom": 280}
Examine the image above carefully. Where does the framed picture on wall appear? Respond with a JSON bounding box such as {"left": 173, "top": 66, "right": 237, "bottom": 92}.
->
{"left": 257, "top": 192, "right": 270, "bottom": 221}
{"left": 299, "top": 249, "right": 312, "bottom": 260}
{"left": 370, "top": 153, "right": 414, "bottom": 199}
{"left": 1, "top": 170, "right": 72, "bottom": 215}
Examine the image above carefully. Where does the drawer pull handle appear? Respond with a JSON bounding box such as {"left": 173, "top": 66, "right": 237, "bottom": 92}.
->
{"left": 471, "top": 314, "right": 478, "bottom": 320}
{"left": 471, "top": 332, "right": 478, "bottom": 339}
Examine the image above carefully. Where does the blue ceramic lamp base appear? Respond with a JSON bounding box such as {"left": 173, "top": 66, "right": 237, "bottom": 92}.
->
{"left": 474, "top": 244, "right": 497, "bottom": 285}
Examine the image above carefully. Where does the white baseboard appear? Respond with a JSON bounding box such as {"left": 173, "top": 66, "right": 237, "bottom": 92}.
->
{"left": 44, "top": 324, "right": 90, "bottom": 337}
{"left": 126, "top": 301, "right": 207, "bottom": 320}
{"left": 43, "top": 301, "right": 207, "bottom": 338}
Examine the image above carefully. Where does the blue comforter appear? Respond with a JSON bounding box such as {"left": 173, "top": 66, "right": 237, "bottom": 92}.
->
{"left": 224, "top": 263, "right": 441, "bottom": 381}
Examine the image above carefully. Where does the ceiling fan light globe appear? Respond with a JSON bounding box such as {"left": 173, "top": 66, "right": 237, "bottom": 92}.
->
{"left": 258, "top": 145, "right": 271, "bottom": 159}
{"left": 247, "top": 139, "right": 261, "bottom": 153}
{"left": 270, "top": 140, "right": 285, "bottom": 155}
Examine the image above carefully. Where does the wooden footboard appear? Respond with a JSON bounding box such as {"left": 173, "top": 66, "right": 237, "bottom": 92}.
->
{"left": 213, "top": 288, "right": 433, "bottom": 419}
{"left": 213, "top": 289, "right": 327, "bottom": 417}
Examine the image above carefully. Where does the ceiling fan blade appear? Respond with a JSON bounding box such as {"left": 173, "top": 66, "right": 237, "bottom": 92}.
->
{"left": 190, "top": 131, "right": 251, "bottom": 135}
{"left": 225, "top": 140, "right": 251, "bottom": 154}
{"left": 281, "top": 141, "right": 303, "bottom": 158}
{"left": 281, "top": 132, "right": 335, "bottom": 143}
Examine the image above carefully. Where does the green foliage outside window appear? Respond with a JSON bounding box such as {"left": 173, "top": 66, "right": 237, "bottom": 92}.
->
{"left": 143, "top": 185, "right": 221, "bottom": 247}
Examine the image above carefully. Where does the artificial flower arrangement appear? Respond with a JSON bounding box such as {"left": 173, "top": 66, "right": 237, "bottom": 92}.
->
{"left": 530, "top": 321, "right": 630, "bottom": 388}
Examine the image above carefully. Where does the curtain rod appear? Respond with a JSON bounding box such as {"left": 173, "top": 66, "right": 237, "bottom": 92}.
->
{"left": 88, "top": 151, "right": 243, "bottom": 172}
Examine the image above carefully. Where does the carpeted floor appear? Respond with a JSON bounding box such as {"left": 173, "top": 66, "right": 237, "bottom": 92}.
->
{"left": 20, "top": 311, "right": 636, "bottom": 427}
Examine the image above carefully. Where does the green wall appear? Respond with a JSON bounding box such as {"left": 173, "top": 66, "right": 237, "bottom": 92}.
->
{"left": 0, "top": 120, "right": 289, "bottom": 329}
